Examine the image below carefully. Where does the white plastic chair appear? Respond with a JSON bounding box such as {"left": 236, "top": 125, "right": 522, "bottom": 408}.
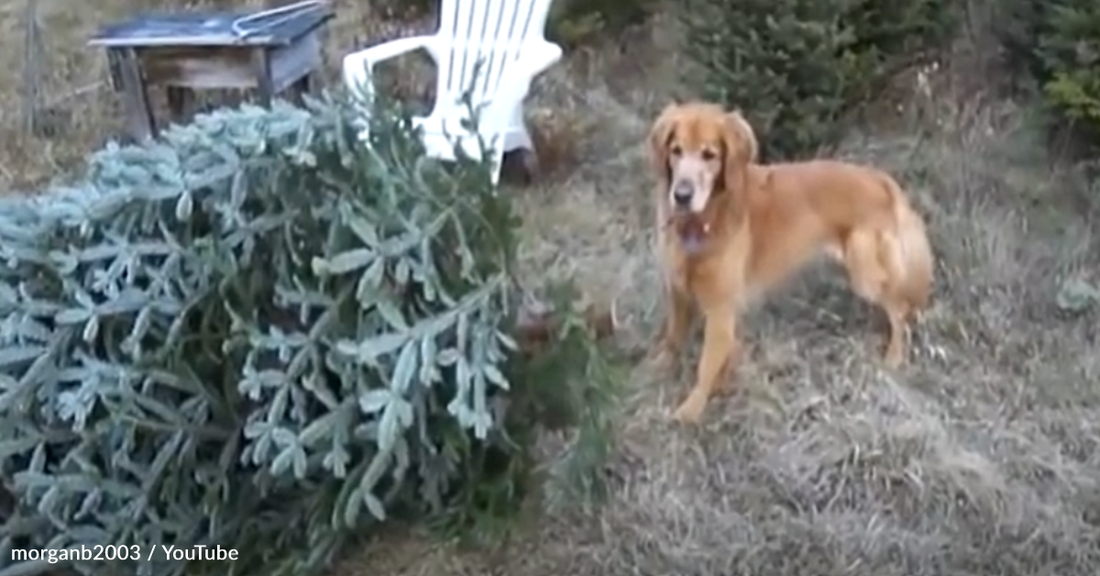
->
{"left": 342, "top": 0, "right": 563, "bottom": 185}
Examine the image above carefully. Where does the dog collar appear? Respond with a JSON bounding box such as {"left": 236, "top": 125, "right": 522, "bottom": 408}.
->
{"left": 679, "top": 222, "right": 710, "bottom": 255}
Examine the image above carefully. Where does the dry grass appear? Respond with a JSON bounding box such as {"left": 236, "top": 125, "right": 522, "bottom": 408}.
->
{"left": 343, "top": 11, "right": 1100, "bottom": 576}
{"left": 3, "top": 1, "right": 1099, "bottom": 575}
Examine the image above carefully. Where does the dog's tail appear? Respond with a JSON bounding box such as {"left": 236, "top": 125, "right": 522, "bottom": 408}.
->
{"left": 880, "top": 175, "right": 934, "bottom": 315}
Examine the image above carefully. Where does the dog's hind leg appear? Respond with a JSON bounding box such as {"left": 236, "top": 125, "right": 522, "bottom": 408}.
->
{"left": 841, "top": 229, "right": 910, "bottom": 366}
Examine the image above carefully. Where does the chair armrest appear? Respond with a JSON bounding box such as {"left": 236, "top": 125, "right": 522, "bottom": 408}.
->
{"left": 492, "top": 40, "right": 562, "bottom": 105}
{"left": 523, "top": 39, "right": 564, "bottom": 76}
{"left": 493, "top": 40, "right": 562, "bottom": 105}
{"left": 342, "top": 35, "right": 437, "bottom": 102}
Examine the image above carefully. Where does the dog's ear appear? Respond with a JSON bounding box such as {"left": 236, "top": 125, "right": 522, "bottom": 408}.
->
{"left": 648, "top": 104, "right": 679, "bottom": 184}
{"left": 719, "top": 110, "right": 757, "bottom": 195}
{"left": 723, "top": 110, "right": 758, "bottom": 165}
{"left": 718, "top": 110, "right": 758, "bottom": 203}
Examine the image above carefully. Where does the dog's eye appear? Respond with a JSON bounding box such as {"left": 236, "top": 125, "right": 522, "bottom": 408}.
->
{"left": 670, "top": 144, "right": 683, "bottom": 157}
{"left": 701, "top": 149, "right": 717, "bottom": 161}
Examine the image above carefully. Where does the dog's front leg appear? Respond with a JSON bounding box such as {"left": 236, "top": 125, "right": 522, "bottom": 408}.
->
{"left": 672, "top": 301, "right": 736, "bottom": 424}
{"left": 649, "top": 282, "right": 693, "bottom": 373}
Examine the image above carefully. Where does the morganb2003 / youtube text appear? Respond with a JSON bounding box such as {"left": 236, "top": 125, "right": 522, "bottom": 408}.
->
{"left": 12, "top": 544, "right": 239, "bottom": 564}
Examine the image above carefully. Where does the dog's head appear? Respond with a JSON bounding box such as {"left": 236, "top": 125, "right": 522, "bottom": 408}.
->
{"left": 648, "top": 102, "right": 758, "bottom": 215}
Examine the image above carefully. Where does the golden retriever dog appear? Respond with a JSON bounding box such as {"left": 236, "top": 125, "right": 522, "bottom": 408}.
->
{"left": 648, "top": 101, "right": 934, "bottom": 424}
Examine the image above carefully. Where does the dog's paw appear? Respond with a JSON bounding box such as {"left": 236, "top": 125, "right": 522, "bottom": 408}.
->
{"left": 671, "top": 395, "right": 706, "bottom": 424}
{"left": 883, "top": 350, "right": 904, "bottom": 368}
{"left": 882, "top": 341, "right": 905, "bottom": 367}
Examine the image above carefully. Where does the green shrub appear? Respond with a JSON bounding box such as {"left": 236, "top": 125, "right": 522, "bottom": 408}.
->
{"left": 682, "top": 0, "right": 958, "bottom": 160}
{"left": 991, "top": 0, "right": 1050, "bottom": 85}
{"left": 1035, "top": 0, "right": 1100, "bottom": 138}
{"left": 546, "top": 0, "right": 659, "bottom": 50}
{"left": 993, "top": 0, "right": 1100, "bottom": 147}
{"left": 0, "top": 94, "right": 618, "bottom": 576}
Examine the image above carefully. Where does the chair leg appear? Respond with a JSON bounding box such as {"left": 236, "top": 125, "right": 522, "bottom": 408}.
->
{"left": 490, "top": 145, "right": 506, "bottom": 187}
{"left": 517, "top": 148, "right": 540, "bottom": 183}
{"left": 500, "top": 124, "right": 538, "bottom": 185}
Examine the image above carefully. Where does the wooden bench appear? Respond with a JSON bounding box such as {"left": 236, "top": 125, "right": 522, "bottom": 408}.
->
{"left": 89, "top": 1, "right": 335, "bottom": 143}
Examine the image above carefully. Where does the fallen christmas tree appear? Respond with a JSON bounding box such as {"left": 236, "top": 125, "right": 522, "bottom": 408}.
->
{"left": 0, "top": 94, "right": 620, "bottom": 576}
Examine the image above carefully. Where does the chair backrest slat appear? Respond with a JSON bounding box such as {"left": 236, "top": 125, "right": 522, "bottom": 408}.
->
{"left": 434, "top": 0, "right": 554, "bottom": 109}
{"left": 475, "top": 0, "right": 519, "bottom": 100}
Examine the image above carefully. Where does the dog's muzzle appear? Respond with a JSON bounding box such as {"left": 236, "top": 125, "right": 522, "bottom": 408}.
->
{"left": 671, "top": 180, "right": 693, "bottom": 209}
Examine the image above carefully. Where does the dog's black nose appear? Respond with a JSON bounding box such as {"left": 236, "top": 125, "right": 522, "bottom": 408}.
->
{"left": 672, "top": 181, "right": 692, "bottom": 206}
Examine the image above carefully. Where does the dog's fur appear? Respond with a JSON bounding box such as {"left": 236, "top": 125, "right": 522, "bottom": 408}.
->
{"left": 648, "top": 102, "right": 934, "bottom": 424}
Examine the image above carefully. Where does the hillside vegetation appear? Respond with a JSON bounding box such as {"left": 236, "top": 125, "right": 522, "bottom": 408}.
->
{"left": 0, "top": 0, "right": 1098, "bottom": 575}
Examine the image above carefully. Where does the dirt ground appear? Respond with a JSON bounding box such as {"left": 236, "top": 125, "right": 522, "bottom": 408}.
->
{"left": 3, "top": 1, "right": 1099, "bottom": 575}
